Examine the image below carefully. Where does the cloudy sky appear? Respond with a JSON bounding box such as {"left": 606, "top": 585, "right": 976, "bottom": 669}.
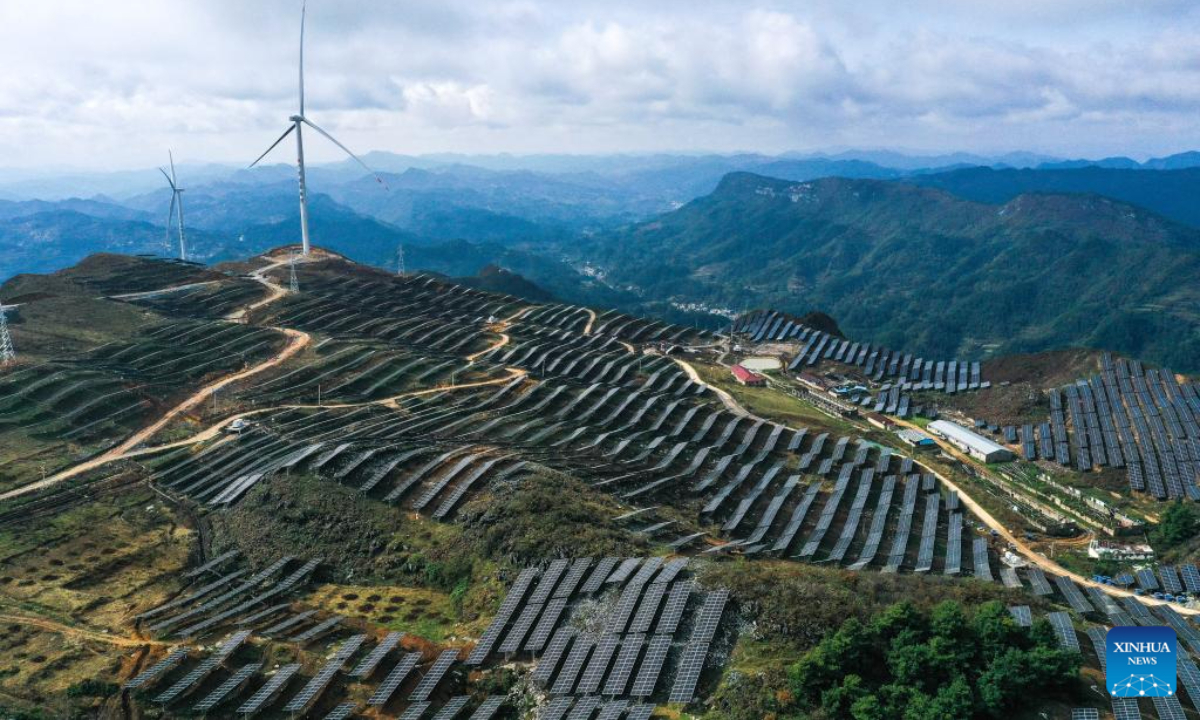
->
{"left": 1, "top": 0, "right": 1198, "bottom": 169}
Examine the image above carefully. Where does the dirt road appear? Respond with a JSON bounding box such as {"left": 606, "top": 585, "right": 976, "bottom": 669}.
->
{"left": 0, "top": 613, "right": 173, "bottom": 648}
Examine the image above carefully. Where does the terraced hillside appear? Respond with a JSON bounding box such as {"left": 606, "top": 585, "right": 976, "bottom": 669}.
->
{"left": 0, "top": 248, "right": 1190, "bottom": 719}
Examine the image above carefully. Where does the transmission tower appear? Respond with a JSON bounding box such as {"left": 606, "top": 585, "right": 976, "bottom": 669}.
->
{"left": 288, "top": 251, "right": 300, "bottom": 293}
{"left": 0, "top": 303, "right": 16, "bottom": 366}
{"left": 396, "top": 244, "right": 406, "bottom": 276}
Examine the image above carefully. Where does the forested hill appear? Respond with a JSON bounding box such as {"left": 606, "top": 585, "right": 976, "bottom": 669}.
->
{"left": 583, "top": 172, "right": 1200, "bottom": 371}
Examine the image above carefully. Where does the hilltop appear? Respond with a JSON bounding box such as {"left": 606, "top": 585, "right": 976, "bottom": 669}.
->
{"left": 580, "top": 172, "right": 1200, "bottom": 371}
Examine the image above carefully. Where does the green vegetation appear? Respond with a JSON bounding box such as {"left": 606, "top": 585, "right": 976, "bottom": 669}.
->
{"left": 582, "top": 173, "right": 1200, "bottom": 371}
{"left": 1153, "top": 502, "right": 1199, "bottom": 549}
{"left": 707, "top": 589, "right": 1079, "bottom": 720}
{"left": 459, "top": 468, "right": 651, "bottom": 565}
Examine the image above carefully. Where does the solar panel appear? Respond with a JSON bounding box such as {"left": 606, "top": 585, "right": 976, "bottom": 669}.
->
{"left": 566, "top": 697, "right": 601, "bottom": 720}
{"left": 529, "top": 560, "right": 571, "bottom": 606}
{"left": 554, "top": 558, "right": 594, "bottom": 599}
{"left": 185, "top": 550, "right": 240, "bottom": 578}
{"left": 192, "top": 662, "right": 261, "bottom": 712}
{"left": 628, "top": 582, "right": 668, "bottom": 634}
{"left": 581, "top": 558, "right": 621, "bottom": 594}
{"left": 1086, "top": 627, "right": 1108, "bottom": 671}
{"left": 999, "top": 567, "right": 1022, "bottom": 589}
{"left": 1053, "top": 575, "right": 1095, "bottom": 613}
{"left": 289, "top": 614, "right": 343, "bottom": 643}
{"left": 1008, "top": 605, "right": 1032, "bottom": 627}
{"left": 914, "top": 493, "right": 940, "bottom": 572}
{"left": 1178, "top": 564, "right": 1200, "bottom": 594}
{"left": 410, "top": 649, "right": 459, "bottom": 702}
{"left": 626, "top": 705, "right": 655, "bottom": 720}
{"left": 531, "top": 628, "right": 576, "bottom": 686}
{"left": 551, "top": 637, "right": 595, "bottom": 694}
{"left": 606, "top": 558, "right": 644, "bottom": 586}
{"left": 125, "top": 647, "right": 190, "bottom": 689}
{"left": 468, "top": 696, "right": 505, "bottom": 720}
{"left": 525, "top": 597, "right": 569, "bottom": 653}
{"left": 368, "top": 652, "right": 421, "bottom": 706}
{"left": 1160, "top": 565, "right": 1185, "bottom": 594}
{"left": 654, "top": 557, "right": 689, "bottom": 585}
{"left": 399, "top": 701, "right": 431, "bottom": 720}
{"left": 431, "top": 696, "right": 470, "bottom": 720}
{"left": 1047, "top": 611, "right": 1080, "bottom": 652}
{"left": 538, "top": 697, "right": 576, "bottom": 720}
{"left": 1153, "top": 696, "right": 1187, "bottom": 720}
{"left": 263, "top": 610, "right": 318, "bottom": 637}
{"left": 466, "top": 567, "right": 539, "bottom": 665}
{"left": 884, "top": 476, "right": 920, "bottom": 572}
{"left": 630, "top": 635, "right": 671, "bottom": 697}
{"left": 690, "top": 590, "right": 728, "bottom": 644}
{"left": 576, "top": 634, "right": 621, "bottom": 694}
{"left": 973, "top": 538, "right": 993, "bottom": 582}
{"left": 606, "top": 583, "right": 647, "bottom": 634}
{"left": 667, "top": 641, "right": 710, "bottom": 703}
{"left": 603, "top": 634, "right": 645, "bottom": 696}
{"left": 499, "top": 602, "right": 545, "bottom": 654}
{"left": 1026, "top": 567, "right": 1054, "bottom": 595}
{"left": 323, "top": 702, "right": 358, "bottom": 720}
{"left": 1111, "top": 695, "right": 1143, "bottom": 719}
{"left": 850, "top": 474, "right": 896, "bottom": 570}
{"left": 596, "top": 700, "right": 629, "bottom": 720}
{"left": 236, "top": 662, "right": 300, "bottom": 714}
{"left": 351, "top": 632, "right": 404, "bottom": 678}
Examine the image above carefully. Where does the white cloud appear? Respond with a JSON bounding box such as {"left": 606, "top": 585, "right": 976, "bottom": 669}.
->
{"left": 0, "top": 0, "right": 1197, "bottom": 168}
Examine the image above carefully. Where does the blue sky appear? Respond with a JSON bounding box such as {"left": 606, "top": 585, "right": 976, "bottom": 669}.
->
{"left": 0, "top": 0, "right": 1197, "bottom": 169}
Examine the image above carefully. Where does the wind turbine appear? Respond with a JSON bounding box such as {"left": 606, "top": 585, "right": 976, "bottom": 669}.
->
{"left": 159, "top": 151, "right": 187, "bottom": 261}
{"left": 248, "top": 0, "right": 386, "bottom": 256}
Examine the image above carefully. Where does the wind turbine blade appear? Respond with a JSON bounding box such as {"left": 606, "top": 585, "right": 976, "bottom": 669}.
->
{"left": 301, "top": 117, "right": 389, "bottom": 189}
{"left": 248, "top": 124, "right": 296, "bottom": 168}
{"left": 159, "top": 167, "right": 176, "bottom": 190}
{"left": 169, "top": 150, "right": 178, "bottom": 184}
{"left": 298, "top": 0, "right": 306, "bottom": 115}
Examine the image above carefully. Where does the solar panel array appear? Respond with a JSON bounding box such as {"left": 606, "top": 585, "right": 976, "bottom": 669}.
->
{"left": 192, "top": 661, "right": 261, "bottom": 712}
{"left": 124, "top": 647, "right": 190, "bottom": 689}
{"left": 1026, "top": 567, "right": 1054, "bottom": 595}
{"left": 1038, "top": 355, "right": 1200, "bottom": 501}
{"left": 153, "top": 630, "right": 250, "bottom": 704}
{"left": 1111, "top": 697, "right": 1142, "bottom": 720}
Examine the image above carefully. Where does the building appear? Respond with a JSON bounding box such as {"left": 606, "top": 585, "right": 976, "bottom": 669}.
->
{"left": 730, "top": 364, "right": 767, "bottom": 387}
{"left": 1087, "top": 539, "right": 1154, "bottom": 561}
{"left": 928, "top": 419, "right": 1015, "bottom": 463}
{"left": 865, "top": 412, "right": 896, "bottom": 431}
{"left": 897, "top": 428, "right": 936, "bottom": 450}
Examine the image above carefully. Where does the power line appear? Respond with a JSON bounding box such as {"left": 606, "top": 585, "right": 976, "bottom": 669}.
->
{"left": 0, "top": 303, "right": 16, "bottom": 366}
{"left": 288, "top": 251, "right": 300, "bottom": 293}
{"left": 396, "top": 244, "right": 405, "bottom": 276}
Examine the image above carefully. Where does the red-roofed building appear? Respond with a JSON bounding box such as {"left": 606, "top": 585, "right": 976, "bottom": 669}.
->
{"left": 731, "top": 364, "right": 766, "bottom": 387}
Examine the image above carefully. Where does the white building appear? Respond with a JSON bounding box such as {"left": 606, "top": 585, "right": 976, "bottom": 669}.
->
{"left": 928, "top": 420, "right": 1014, "bottom": 463}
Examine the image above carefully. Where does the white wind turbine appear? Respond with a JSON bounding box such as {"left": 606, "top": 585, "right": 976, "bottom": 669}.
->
{"left": 249, "top": 0, "right": 386, "bottom": 256}
{"left": 159, "top": 151, "right": 187, "bottom": 261}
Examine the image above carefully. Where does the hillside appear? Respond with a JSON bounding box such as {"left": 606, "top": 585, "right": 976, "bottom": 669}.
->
{"left": 582, "top": 173, "right": 1200, "bottom": 371}
{"left": 906, "top": 165, "right": 1200, "bottom": 228}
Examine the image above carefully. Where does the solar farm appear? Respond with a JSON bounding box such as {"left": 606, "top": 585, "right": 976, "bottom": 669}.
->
{"left": 1, "top": 250, "right": 1199, "bottom": 718}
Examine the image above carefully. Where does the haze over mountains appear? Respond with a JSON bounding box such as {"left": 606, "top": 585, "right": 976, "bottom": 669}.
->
{"left": 3, "top": 148, "right": 1200, "bottom": 370}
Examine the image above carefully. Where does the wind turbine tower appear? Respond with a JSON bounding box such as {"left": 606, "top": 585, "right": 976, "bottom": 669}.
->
{"left": 396, "top": 244, "right": 406, "bottom": 276}
{"left": 0, "top": 303, "right": 16, "bottom": 366}
{"left": 159, "top": 151, "right": 187, "bottom": 260}
{"left": 249, "top": 0, "right": 386, "bottom": 256}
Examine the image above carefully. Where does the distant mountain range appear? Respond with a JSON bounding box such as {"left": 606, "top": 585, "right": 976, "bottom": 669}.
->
{"left": 575, "top": 172, "right": 1200, "bottom": 372}
{"left": 3, "top": 150, "right": 1200, "bottom": 372}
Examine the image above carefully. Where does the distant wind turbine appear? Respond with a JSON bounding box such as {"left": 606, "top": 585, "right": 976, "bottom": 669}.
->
{"left": 159, "top": 151, "right": 187, "bottom": 261}
{"left": 248, "top": 0, "right": 386, "bottom": 256}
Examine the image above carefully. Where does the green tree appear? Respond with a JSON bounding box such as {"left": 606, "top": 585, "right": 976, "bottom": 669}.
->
{"left": 1154, "top": 502, "right": 1198, "bottom": 548}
